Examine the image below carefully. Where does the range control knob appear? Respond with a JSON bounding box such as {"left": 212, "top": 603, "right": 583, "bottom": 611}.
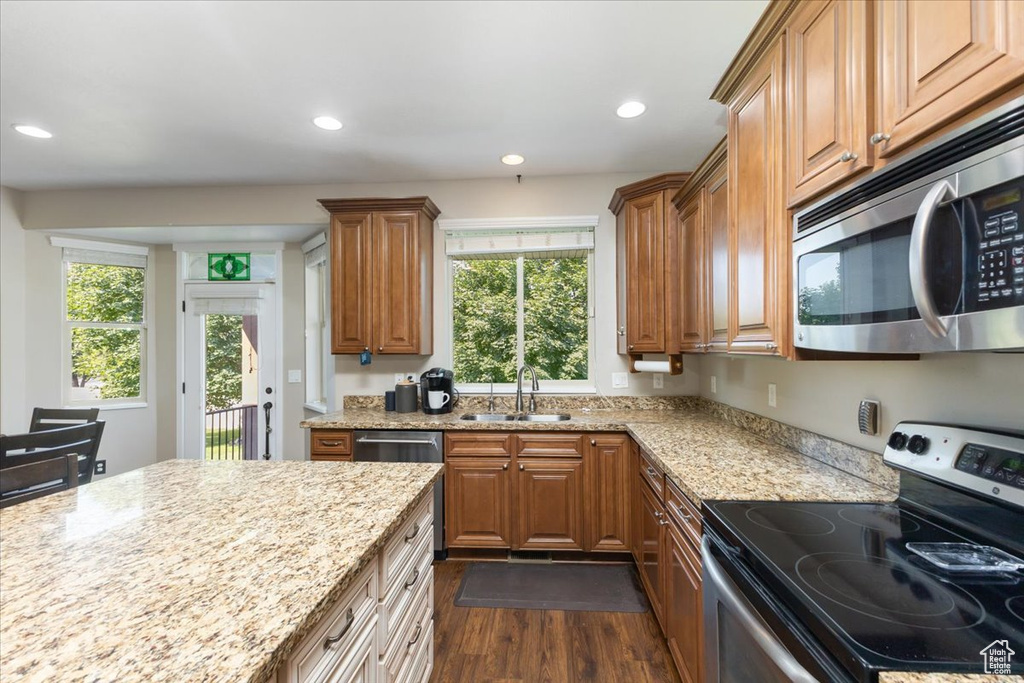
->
{"left": 907, "top": 434, "right": 930, "bottom": 455}
{"left": 887, "top": 432, "right": 909, "bottom": 451}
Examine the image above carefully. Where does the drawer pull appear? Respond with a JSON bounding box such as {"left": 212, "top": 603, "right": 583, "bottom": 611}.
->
{"left": 870, "top": 132, "right": 890, "bottom": 145}
{"left": 323, "top": 608, "right": 355, "bottom": 649}
{"left": 839, "top": 151, "right": 858, "bottom": 163}
{"left": 669, "top": 501, "right": 693, "bottom": 522}
{"left": 646, "top": 466, "right": 658, "bottom": 477}
{"left": 404, "top": 567, "right": 420, "bottom": 590}
{"left": 319, "top": 441, "right": 343, "bottom": 447}
{"left": 405, "top": 522, "right": 420, "bottom": 543}
{"left": 407, "top": 622, "right": 423, "bottom": 649}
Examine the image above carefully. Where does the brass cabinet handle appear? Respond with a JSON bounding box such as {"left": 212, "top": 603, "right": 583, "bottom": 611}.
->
{"left": 404, "top": 567, "right": 420, "bottom": 590}
{"left": 323, "top": 608, "right": 355, "bottom": 649}
{"left": 404, "top": 522, "right": 420, "bottom": 543}
{"left": 590, "top": 439, "right": 597, "bottom": 446}
{"left": 839, "top": 151, "right": 858, "bottom": 162}
{"left": 407, "top": 622, "right": 423, "bottom": 649}
{"left": 869, "top": 132, "right": 890, "bottom": 145}
{"left": 320, "top": 441, "right": 343, "bottom": 447}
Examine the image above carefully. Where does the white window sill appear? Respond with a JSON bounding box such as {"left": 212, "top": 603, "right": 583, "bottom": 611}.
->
{"left": 64, "top": 402, "right": 148, "bottom": 411}
{"left": 303, "top": 401, "right": 328, "bottom": 414}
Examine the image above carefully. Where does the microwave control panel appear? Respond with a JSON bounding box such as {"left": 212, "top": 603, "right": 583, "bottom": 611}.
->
{"left": 974, "top": 182, "right": 1024, "bottom": 310}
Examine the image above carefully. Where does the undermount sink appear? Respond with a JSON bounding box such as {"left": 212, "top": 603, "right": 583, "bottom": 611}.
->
{"left": 459, "top": 413, "right": 518, "bottom": 422}
{"left": 458, "top": 413, "right": 572, "bottom": 422}
{"left": 519, "top": 413, "right": 572, "bottom": 422}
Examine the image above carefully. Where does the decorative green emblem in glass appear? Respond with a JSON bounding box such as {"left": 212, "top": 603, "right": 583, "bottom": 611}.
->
{"left": 208, "top": 253, "right": 251, "bottom": 281}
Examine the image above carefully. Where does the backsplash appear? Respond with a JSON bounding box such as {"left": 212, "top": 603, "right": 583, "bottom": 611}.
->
{"left": 343, "top": 394, "right": 697, "bottom": 411}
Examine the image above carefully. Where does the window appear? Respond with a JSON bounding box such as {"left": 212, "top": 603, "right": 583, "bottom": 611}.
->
{"left": 444, "top": 219, "right": 596, "bottom": 391}
{"left": 58, "top": 240, "right": 149, "bottom": 406}
{"left": 303, "top": 234, "right": 329, "bottom": 411}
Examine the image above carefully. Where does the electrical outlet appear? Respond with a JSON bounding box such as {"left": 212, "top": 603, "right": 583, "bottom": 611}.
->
{"left": 768, "top": 383, "right": 777, "bottom": 408}
{"left": 94, "top": 460, "right": 107, "bottom": 475}
{"left": 653, "top": 373, "right": 664, "bottom": 389}
{"left": 394, "top": 373, "right": 405, "bottom": 385}
{"left": 710, "top": 375, "right": 717, "bottom": 394}
{"left": 611, "top": 372, "right": 629, "bottom": 389}
{"left": 287, "top": 369, "right": 302, "bottom": 383}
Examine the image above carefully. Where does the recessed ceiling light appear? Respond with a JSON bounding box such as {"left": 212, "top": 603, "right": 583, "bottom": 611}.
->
{"left": 616, "top": 101, "right": 647, "bottom": 119}
{"left": 12, "top": 124, "right": 53, "bottom": 138}
{"left": 501, "top": 154, "right": 525, "bottom": 166}
{"left": 312, "top": 116, "right": 343, "bottom": 131}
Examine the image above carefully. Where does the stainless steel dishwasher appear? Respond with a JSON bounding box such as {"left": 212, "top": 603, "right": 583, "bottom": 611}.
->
{"left": 352, "top": 430, "right": 444, "bottom": 558}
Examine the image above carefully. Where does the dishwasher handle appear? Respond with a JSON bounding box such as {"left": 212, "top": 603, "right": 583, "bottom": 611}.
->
{"left": 356, "top": 436, "right": 438, "bottom": 448}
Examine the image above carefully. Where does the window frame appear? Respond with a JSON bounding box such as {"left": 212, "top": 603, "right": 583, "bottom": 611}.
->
{"left": 56, "top": 238, "right": 151, "bottom": 409}
{"left": 446, "top": 250, "right": 596, "bottom": 395}
{"left": 302, "top": 233, "right": 329, "bottom": 413}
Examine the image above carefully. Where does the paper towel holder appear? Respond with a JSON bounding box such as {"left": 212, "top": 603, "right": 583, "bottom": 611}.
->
{"left": 628, "top": 353, "right": 683, "bottom": 376}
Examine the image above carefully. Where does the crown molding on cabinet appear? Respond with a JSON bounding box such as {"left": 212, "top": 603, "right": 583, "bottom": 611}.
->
{"left": 317, "top": 196, "right": 441, "bottom": 220}
{"left": 608, "top": 172, "right": 692, "bottom": 215}
{"left": 709, "top": 0, "right": 799, "bottom": 104}
{"left": 671, "top": 137, "right": 728, "bottom": 209}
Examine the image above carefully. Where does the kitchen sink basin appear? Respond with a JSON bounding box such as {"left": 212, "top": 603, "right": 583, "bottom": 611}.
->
{"left": 519, "top": 413, "right": 572, "bottom": 422}
{"left": 459, "top": 413, "right": 518, "bottom": 422}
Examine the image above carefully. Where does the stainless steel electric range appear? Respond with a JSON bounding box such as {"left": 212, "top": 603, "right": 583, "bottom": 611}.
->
{"left": 702, "top": 422, "right": 1024, "bottom": 682}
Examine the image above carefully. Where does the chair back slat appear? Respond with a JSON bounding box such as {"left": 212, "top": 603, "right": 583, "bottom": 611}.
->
{"left": 17, "top": 418, "right": 105, "bottom": 485}
{"left": 30, "top": 407, "right": 100, "bottom": 432}
{"left": 0, "top": 453, "right": 79, "bottom": 508}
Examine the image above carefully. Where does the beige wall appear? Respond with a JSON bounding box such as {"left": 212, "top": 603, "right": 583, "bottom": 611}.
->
{"left": 1, "top": 187, "right": 27, "bottom": 432}
{"left": 281, "top": 245, "right": 307, "bottom": 461}
{"left": 700, "top": 353, "right": 1024, "bottom": 453}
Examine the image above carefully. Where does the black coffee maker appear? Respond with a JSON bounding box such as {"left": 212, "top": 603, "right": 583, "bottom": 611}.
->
{"left": 420, "top": 368, "right": 458, "bottom": 415}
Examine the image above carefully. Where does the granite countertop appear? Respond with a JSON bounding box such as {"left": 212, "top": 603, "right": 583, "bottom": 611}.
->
{"left": 881, "top": 675, "right": 1023, "bottom": 683}
{"left": 303, "top": 407, "right": 896, "bottom": 505}
{"left": 0, "top": 459, "right": 443, "bottom": 683}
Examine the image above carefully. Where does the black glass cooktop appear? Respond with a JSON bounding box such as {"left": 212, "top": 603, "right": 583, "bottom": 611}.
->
{"left": 704, "top": 500, "right": 1024, "bottom": 678}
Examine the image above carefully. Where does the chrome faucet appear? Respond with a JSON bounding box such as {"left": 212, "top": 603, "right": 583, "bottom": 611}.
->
{"left": 516, "top": 364, "right": 539, "bottom": 413}
{"left": 488, "top": 382, "right": 495, "bottom": 413}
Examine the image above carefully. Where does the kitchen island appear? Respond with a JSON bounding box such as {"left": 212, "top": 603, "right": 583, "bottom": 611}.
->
{"left": 0, "top": 459, "right": 443, "bottom": 683}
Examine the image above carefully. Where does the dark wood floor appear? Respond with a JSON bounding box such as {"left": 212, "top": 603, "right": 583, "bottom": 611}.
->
{"left": 429, "top": 560, "right": 682, "bottom": 683}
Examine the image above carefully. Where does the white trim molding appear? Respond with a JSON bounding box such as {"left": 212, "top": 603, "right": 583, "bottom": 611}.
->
{"left": 171, "top": 241, "right": 285, "bottom": 252}
{"left": 437, "top": 215, "right": 599, "bottom": 233}
{"left": 49, "top": 235, "right": 150, "bottom": 256}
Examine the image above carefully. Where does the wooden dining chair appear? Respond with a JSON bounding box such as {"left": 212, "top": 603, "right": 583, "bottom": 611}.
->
{"left": 28, "top": 409, "right": 103, "bottom": 484}
{"left": 0, "top": 422, "right": 104, "bottom": 508}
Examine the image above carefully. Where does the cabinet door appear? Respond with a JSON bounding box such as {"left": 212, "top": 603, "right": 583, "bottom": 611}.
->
{"left": 330, "top": 213, "right": 373, "bottom": 354}
{"left": 625, "top": 192, "right": 667, "bottom": 353}
{"left": 728, "top": 38, "right": 786, "bottom": 354}
{"left": 787, "top": 0, "right": 871, "bottom": 206}
{"left": 877, "top": 0, "right": 1024, "bottom": 159}
{"left": 373, "top": 212, "right": 420, "bottom": 354}
{"left": 445, "top": 457, "right": 512, "bottom": 548}
{"left": 678, "top": 193, "right": 705, "bottom": 352}
{"left": 666, "top": 523, "right": 703, "bottom": 683}
{"left": 630, "top": 440, "right": 642, "bottom": 564}
{"left": 706, "top": 166, "right": 730, "bottom": 352}
{"left": 516, "top": 459, "right": 584, "bottom": 550}
{"left": 638, "top": 479, "right": 666, "bottom": 628}
{"left": 584, "top": 434, "right": 631, "bottom": 552}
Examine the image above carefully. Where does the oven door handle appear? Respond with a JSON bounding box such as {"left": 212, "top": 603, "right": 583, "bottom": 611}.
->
{"left": 701, "top": 536, "right": 819, "bottom": 683}
{"left": 909, "top": 179, "right": 957, "bottom": 338}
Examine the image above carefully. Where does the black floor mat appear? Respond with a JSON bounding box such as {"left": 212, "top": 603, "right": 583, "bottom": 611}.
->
{"left": 453, "top": 562, "right": 650, "bottom": 613}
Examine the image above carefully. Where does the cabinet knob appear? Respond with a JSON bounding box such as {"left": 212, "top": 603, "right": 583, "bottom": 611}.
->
{"left": 378, "top": 346, "right": 384, "bottom": 353}
{"left": 502, "top": 463, "right": 508, "bottom": 470}
{"left": 628, "top": 344, "right": 635, "bottom": 351}
{"left": 839, "top": 151, "right": 858, "bottom": 163}
{"left": 590, "top": 439, "right": 597, "bottom": 446}
{"left": 519, "top": 464, "right": 525, "bottom": 471}
{"left": 765, "top": 342, "right": 778, "bottom": 351}
{"left": 618, "top": 326, "right": 626, "bottom": 336}
{"left": 869, "top": 132, "right": 891, "bottom": 145}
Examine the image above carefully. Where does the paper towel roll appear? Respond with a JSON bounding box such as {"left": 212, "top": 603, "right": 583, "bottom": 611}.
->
{"left": 632, "top": 360, "right": 672, "bottom": 373}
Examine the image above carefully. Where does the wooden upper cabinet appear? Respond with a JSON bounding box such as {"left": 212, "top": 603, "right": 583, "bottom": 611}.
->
{"left": 706, "top": 166, "right": 730, "bottom": 352}
{"left": 876, "top": 0, "right": 1024, "bottom": 159}
{"left": 787, "top": 0, "right": 872, "bottom": 206}
{"left": 727, "top": 38, "right": 788, "bottom": 355}
{"left": 677, "top": 196, "right": 705, "bottom": 352}
{"left": 320, "top": 197, "right": 439, "bottom": 355}
{"left": 610, "top": 174, "right": 689, "bottom": 358}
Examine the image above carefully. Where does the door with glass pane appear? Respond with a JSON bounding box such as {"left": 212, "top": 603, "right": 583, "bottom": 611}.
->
{"left": 183, "top": 284, "right": 278, "bottom": 460}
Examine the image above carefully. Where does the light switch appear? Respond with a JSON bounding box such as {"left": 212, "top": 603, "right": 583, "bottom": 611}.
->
{"left": 288, "top": 370, "right": 302, "bottom": 383}
{"left": 611, "top": 372, "right": 628, "bottom": 389}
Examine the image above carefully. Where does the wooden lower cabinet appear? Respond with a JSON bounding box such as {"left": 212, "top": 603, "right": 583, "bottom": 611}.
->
{"left": 666, "top": 521, "right": 703, "bottom": 683}
{"left": 638, "top": 478, "right": 667, "bottom": 629}
{"left": 585, "top": 434, "right": 631, "bottom": 553}
{"left": 516, "top": 459, "right": 583, "bottom": 550}
{"left": 310, "top": 429, "right": 353, "bottom": 462}
{"left": 445, "top": 457, "right": 513, "bottom": 549}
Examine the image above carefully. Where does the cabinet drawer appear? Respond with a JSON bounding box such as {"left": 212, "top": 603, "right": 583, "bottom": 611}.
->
{"left": 639, "top": 450, "right": 665, "bottom": 498}
{"left": 278, "top": 559, "right": 377, "bottom": 683}
{"left": 379, "top": 532, "right": 432, "bottom": 652}
{"left": 516, "top": 432, "right": 585, "bottom": 458}
{"left": 445, "top": 432, "right": 513, "bottom": 457}
{"left": 665, "top": 480, "right": 701, "bottom": 548}
{"left": 379, "top": 495, "right": 433, "bottom": 594}
{"left": 321, "top": 615, "right": 377, "bottom": 683}
{"left": 381, "top": 562, "right": 433, "bottom": 683}
{"left": 405, "top": 616, "right": 434, "bottom": 683}
{"left": 311, "top": 430, "right": 353, "bottom": 456}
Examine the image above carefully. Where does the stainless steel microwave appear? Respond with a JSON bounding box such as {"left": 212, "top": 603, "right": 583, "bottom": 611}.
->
{"left": 793, "top": 98, "right": 1024, "bottom": 354}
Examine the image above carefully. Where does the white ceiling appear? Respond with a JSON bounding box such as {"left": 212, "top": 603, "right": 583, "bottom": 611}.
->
{"left": 0, "top": 0, "right": 767, "bottom": 192}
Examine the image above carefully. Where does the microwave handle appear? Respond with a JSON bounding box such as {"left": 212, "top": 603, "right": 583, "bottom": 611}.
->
{"left": 909, "top": 179, "right": 957, "bottom": 338}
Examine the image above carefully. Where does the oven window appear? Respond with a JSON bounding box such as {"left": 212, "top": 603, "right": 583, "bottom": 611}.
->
{"left": 797, "top": 209, "right": 961, "bottom": 325}
{"left": 717, "top": 607, "right": 803, "bottom": 683}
